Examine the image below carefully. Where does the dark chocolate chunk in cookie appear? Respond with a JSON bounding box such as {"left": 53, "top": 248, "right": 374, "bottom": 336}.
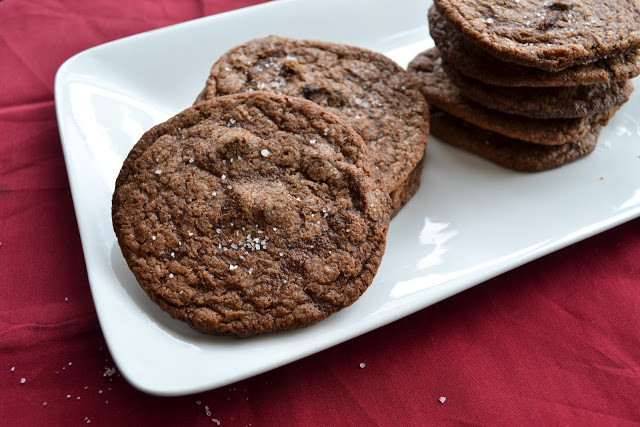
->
{"left": 112, "top": 92, "right": 390, "bottom": 337}
{"left": 195, "top": 35, "right": 429, "bottom": 205}
{"left": 431, "top": 109, "right": 600, "bottom": 172}
{"left": 408, "top": 49, "right": 613, "bottom": 145}
{"left": 429, "top": 6, "right": 640, "bottom": 87}
{"left": 433, "top": 0, "right": 640, "bottom": 71}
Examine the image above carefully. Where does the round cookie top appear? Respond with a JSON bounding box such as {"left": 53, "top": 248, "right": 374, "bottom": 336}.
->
{"left": 428, "top": 6, "right": 640, "bottom": 87}
{"left": 433, "top": 0, "right": 640, "bottom": 71}
{"left": 112, "top": 92, "right": 390, "bottom": 337}
{"left": 196, "top": 35, "right": 429, "bottom": 195}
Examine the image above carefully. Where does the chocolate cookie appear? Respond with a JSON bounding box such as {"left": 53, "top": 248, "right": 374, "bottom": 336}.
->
{"left": 431, "top": 109, "right": 600, "bottom": 172}
{"left": 112, "top": 92, "right": 390, "bottom": 337}
{"left": 429, "top": 6, "right": 640, "bottom": 87}
{"left": 408, "top": 49, "right": 612, "bottom": 145}
{"left": 442, "top": 60, "right": 634, "bottom": 119}
{"left": 433, "top": 0, "right": 640, "bottom": 71}
{"left": 195, "top": 35, "right": 429, "bottom": 205}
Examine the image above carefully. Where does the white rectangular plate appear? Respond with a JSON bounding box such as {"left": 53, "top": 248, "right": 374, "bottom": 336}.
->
{"left": 55, "top": 0, "right": 640, "bottom": 396}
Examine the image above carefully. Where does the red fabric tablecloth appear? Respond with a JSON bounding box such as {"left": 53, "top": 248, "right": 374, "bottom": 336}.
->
{"left": 1, "top": 0, "right": 639, "bottom": 425}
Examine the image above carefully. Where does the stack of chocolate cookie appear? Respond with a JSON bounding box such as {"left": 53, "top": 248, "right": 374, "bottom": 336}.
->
{"left": 410, "top": 1, "right": 640, "bottom": 172}
{"left": 112, "top": 37, "right": 430, "bottom": 337}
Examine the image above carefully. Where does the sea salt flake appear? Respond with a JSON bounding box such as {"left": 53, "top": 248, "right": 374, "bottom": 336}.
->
{"left": 10, "top": 367, "right": 15, "bottom": 371}
{"left": 439, "top": 396, "right": 446, "bottom": 404}
{"left": 155, "top": 169, "right": 162, "bottom": 175}
{"left": 229, "top": 265, "right": 238, "bottom": 270}
{"left": 103, "top": 366, "right": 116, "bottom": 377}
{"left": 189, "top": 157, "right": 194, "bottom": 163}
{"left": 189, "top": 232, "right": 194, "bottom": 236}
{"left": 359, "top": 363, "right": 366, "bottom": 368}
{"left": 261, "top": 149, "right": 270, "bottom": 157}
{"left": 309, "top": 139, "right": 316, "bottom": 144}
{"left": 152, "top": 235, "right": 156, "bottom": 240}
{"left": 169, "top": 273, "right": 174, "bottom": 278}
{"left": 171, "top": 252, "right": 175, "bottom": 258}
{"left": 20, "top": 378, "right": 26, "bottom": 384}
{"left": 212, "top": 191, "right": 217, "bottom": 196}
{"left": 221, "top": 174, "right": 226, "bottom": 180}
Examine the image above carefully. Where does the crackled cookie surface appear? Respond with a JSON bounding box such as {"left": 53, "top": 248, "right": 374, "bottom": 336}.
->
{"left": 112, "top": 92, "right": 390, "bottom": 337}
{"left": 429, "top": 6, "right": 640, "bottom": 87}
{"left": 433, "top": 0, "right": 640, "bottom": 71}
{"left": 196, "top": 35, "right": 429, "bottom": 201}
